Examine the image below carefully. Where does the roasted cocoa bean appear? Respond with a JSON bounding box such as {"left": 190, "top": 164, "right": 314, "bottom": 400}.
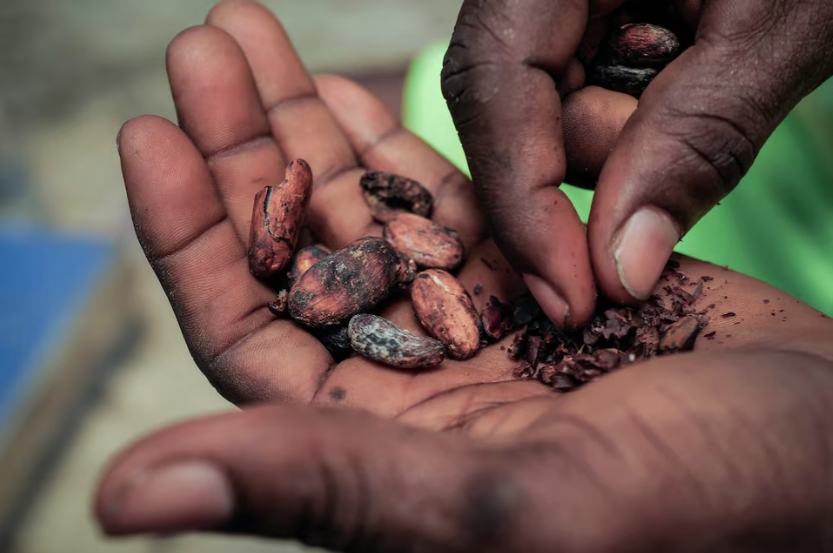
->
{"left": 384, "top": 213, "right": 464, "bottom": 271}
{"left": 588, "top": 64, "right": 658, "bottom": 98}
{"left": 288, "top": 245, "right": 330, "bottom": 286}
{"left": 609, "top": 23, "right": 680, "bottom": 67}
{"left": 348, "top": 314, "right": 445, "bottom": 369}
{"left": 248, "top": 159, "right": 313, "bottom": 280}
{"left": 410, "top": 269, "right": 481, "bottom": 360}
{"left": 360, "top": 171, "right": 433, "bottom": 223}
{"left": 313, "top": 325, "right": 353, "bottom": 361}
{"left": 659, "top": 316, "right": 701, "bottom": 353}
{"left": 288, "top": 237, "right": 409, "bottom": 328}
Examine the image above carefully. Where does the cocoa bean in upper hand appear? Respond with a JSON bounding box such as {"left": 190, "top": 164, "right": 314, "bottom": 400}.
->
{"left": 588, "top": 64, "right": 658, "bottom": 98}
{"left": 360, "top": 171, "right": 433, "bottom": 223}
{"left": 287, "top": 245, "right": 330, "bottom": 286}
{"left": 609, "top": 23, "right": 680, "bottom": 67}
{"left": 248, "top": 159, "right": 313, "bottom": 280}
{"left": 411, "top": 269, "right": 481, "bottom": 360}
{"left": 288, "top": 237, "right": 409, "bottom": 328}
{"left": 384, "top": 213, "right": 464, "bottom": 271}
{"left": 349, "top": 314, "right": 445, "bottom": 370}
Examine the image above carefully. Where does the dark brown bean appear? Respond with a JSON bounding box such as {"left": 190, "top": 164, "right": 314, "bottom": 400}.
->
{"left": 609, "top": 23, "right": 680, "bottom": 67}
{"left": 588, "top": 64, "right": 658, "bottom": 98}
{"left": 360, "top": 171, "right": 433, "bottom": 223}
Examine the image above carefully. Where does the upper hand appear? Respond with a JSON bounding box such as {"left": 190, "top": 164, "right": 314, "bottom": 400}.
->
{"left": 442, "top": 0, "right": 833, "bottom": 326}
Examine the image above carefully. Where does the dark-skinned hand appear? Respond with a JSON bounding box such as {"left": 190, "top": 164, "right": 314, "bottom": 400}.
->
{"left": 442, "top": 0, "right": 833, "bottom": 327}
{"left": 96, "top": 1, "right": 833, "bottom": 551}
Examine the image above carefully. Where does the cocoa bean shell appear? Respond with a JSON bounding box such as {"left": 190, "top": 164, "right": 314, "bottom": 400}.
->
{"left": 659, "top": 316, "right": 701, "bottom": 353}
{"left": 410, "top": 269, "right": 481, "bottom": 360}
{"left": 360, "top": 171, "right": 433, "bottom": 223}
{"left": 248, "top": 159, "right": 313, "bottom": 280}
{"left": 384, "top": 213, "right": 464, "bottom": 271}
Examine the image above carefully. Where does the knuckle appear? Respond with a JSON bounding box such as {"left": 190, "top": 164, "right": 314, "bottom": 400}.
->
{"left": 457, "top": 462, "right": 525, "bottom": 549}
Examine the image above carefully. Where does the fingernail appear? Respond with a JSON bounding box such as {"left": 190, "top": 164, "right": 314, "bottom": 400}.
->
{"left": 101, "top": 462, "right": 234, "bottom": 535}
{"left": 523, "top": 274, "right": 570, "bottom": 328}
{"left": 613, "top": 207, "right": 679, "bottom": 300}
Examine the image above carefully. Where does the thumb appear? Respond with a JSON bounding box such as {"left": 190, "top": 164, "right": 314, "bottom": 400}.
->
{"left": 589, "top": 1, "right": 833, "bottom": 303}
{"left": 94, "top": 405, "right": 520, "bottom": 551}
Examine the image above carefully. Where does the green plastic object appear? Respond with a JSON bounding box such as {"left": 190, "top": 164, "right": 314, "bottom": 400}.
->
{"left": 403, "top": 40, "right": 833, "bottom": 315}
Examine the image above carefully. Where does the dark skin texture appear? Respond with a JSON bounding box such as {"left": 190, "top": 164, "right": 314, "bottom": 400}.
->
{"left": 442, "top": 0, "right": 833, "bottom": 326}
{"left": 96, "top": 1, "right": 833, "bottom": 551}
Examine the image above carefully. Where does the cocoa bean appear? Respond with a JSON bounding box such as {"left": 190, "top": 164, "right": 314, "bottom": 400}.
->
{"left": 288, "top": 237, "right": 409, "bottom": 328}
{"left": 313, "top": 325, "right": 353, "bottom": 361}
{"left": 410, "top": 269, "right": 481, "bottom": 360}
{"left": 348, "top": 314, "right": 445, "bottom": 369}
{"left": 248, "top": 159, "right": 313, "bottom": 280}
{"left": 659, "top": 316, "right": 701, "bottom": 353}
{"left": 384, "top": 213, "right": 464, "bottom": 271}
{"left": 288, "top": 245, "right": 330, "bottom": 286}
{"left": 588, "top": 64, "right": 658, "bottom": 98}
{"left": 360, "top": 171, "right": 433, "bottom": 223}
{"left": 480, "top": 296, "right": 513, "bottom": 342}
{"left": 396, "top": 252, "right": 418, "bottom": 285}
{"left": 609, "top": 23, "right": 680, "bottom": 67}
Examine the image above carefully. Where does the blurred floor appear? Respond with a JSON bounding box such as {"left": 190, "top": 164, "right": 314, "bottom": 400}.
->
{"left": 0, "top": 1, "right": 461, "bottom": 551}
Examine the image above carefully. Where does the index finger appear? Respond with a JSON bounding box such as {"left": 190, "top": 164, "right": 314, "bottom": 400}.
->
{"left": 441, "top": 0, "right": 623, "bottom": 327}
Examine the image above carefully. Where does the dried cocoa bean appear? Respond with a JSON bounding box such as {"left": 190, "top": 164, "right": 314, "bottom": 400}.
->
{"left": 348, "top": 314, "right": 445, "bottom": 369}
{"left": 659, "top": 316, "right": 701, "bottom": 353}
{"left": 609, "top": 23, "right": 680, "bottom": 67}
{"left": 248, "top": 159, "right": 313, "bottom": 280}
{"left": 410, "top": 269, "right": 481, "bottom": 360}
{"left": 360, "top": 171, "right": 433, "bottom": 223}
{"left": 384, "top": 213, "right": 464, "bottom": 271}
{"left": 288, "top": 245, "right": 330, "bottom": 286}
{"left": 396, "top": 252, "right": 418, "bottom": 285}
{"left": 588, "top": 64, "right": 658, "bottom": 98}
{"left": 313, "top": 325, "right": 353, "bottom": 361}
{"left": 288, "top": 237, "right": 409, "bottom": 328}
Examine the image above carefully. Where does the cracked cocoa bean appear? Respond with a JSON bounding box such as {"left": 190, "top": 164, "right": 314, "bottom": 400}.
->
{"left": 288, "top": 245, "right": 330, "bottom": 286}
{"left": 349, "top": 314, "right": 445, "bottom": 369}
{"left": 248, "top": 159, "right": 313, "bottom": 280}
{"left": 384, "top": 213, "right": 464, "bottom": 271}
{"left": 659, "top": 316, "right": 702, "bottom": 353}
{"left": 609, "top": 23, "right": 680, "bottom": 67}
{"left": 588, "top": 64, "right": 658, "bottom": 98}
{"left": 360, "top": 171, "right": 433, "bottom": 223}
{"left": 410, "top": 269, "right": 481, "bottom": 360}
{"left": 288, "top": 237, "right": 410, "bottom": 328}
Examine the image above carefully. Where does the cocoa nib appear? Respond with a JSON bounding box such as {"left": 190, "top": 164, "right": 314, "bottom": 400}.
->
{"left": 481, "top": 296, "right": 514, "bottom": 342}
{"left": 508, "top": 262, "right": 712, "bottom": 392}
{"left": 360, "top": 171, "right": 433, "bottom": 223}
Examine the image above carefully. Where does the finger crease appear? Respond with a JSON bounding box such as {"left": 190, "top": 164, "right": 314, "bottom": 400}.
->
{"left": 357, "top": 126, "right": 407, "bottom": 160}
{"left": 205, "top": 134, "right": 276, "bottom": 164}
{"left": 265, "top": 90, "right": 320, "bottom": 116}
{"left": 316, "top": 163, "right": 360, "bottom": 189}
{"left": 148, "top": 213, "right": 231, "bottom": 266}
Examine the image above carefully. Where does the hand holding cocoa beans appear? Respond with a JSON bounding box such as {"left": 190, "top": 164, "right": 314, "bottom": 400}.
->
{"left": 105, "top": 3, "right": 833, "bottom": 549}
{"left": 443, "top": 0, "right": 833, "bottom": 327}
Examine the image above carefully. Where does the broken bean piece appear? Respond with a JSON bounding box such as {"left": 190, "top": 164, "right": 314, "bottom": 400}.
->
{"left": 411, "top": 270, "right": 481, "bottom": 360}
{"left": 267, "top": 290, "right": 289, "bottom": 317}
{"left": 396, "top": 252, "right": 418, "bottom": 285}
{"left": 481, "top": 296, "right": 514, "bottom": 342}
{"left": 348, "top": 314, "right": 445, "bottom": 370}
{"left": 288, "top": 245, "right": 330, "bottom": 286}
{"left": 360, "top": 171, "right": 433, "bottom": 223}
{"left": 248, "top": 159, "right": 313, "bottom": 280}
{"left": 384, "top": 213, "right": 464, "bottom": 271}
{"left": 608, "top": 23, "right": 680, "bottom": 67}
{"left": 288, "top": 237, "right": 407, "bottom": 328}
{"left": 659, "top": 316, "right": 702, "bottom": 353}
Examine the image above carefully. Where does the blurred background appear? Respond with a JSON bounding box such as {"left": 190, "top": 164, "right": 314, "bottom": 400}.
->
{"left": 0, "top": 1, "right": 462, "bottom": 551}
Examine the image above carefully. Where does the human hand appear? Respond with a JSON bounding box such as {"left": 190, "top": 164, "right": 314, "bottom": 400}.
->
{"left": 442, "top": 0, "right": 833, "bottom": 327}
{"left": 96, "top": 256, "right": 833, "bottom": 550}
